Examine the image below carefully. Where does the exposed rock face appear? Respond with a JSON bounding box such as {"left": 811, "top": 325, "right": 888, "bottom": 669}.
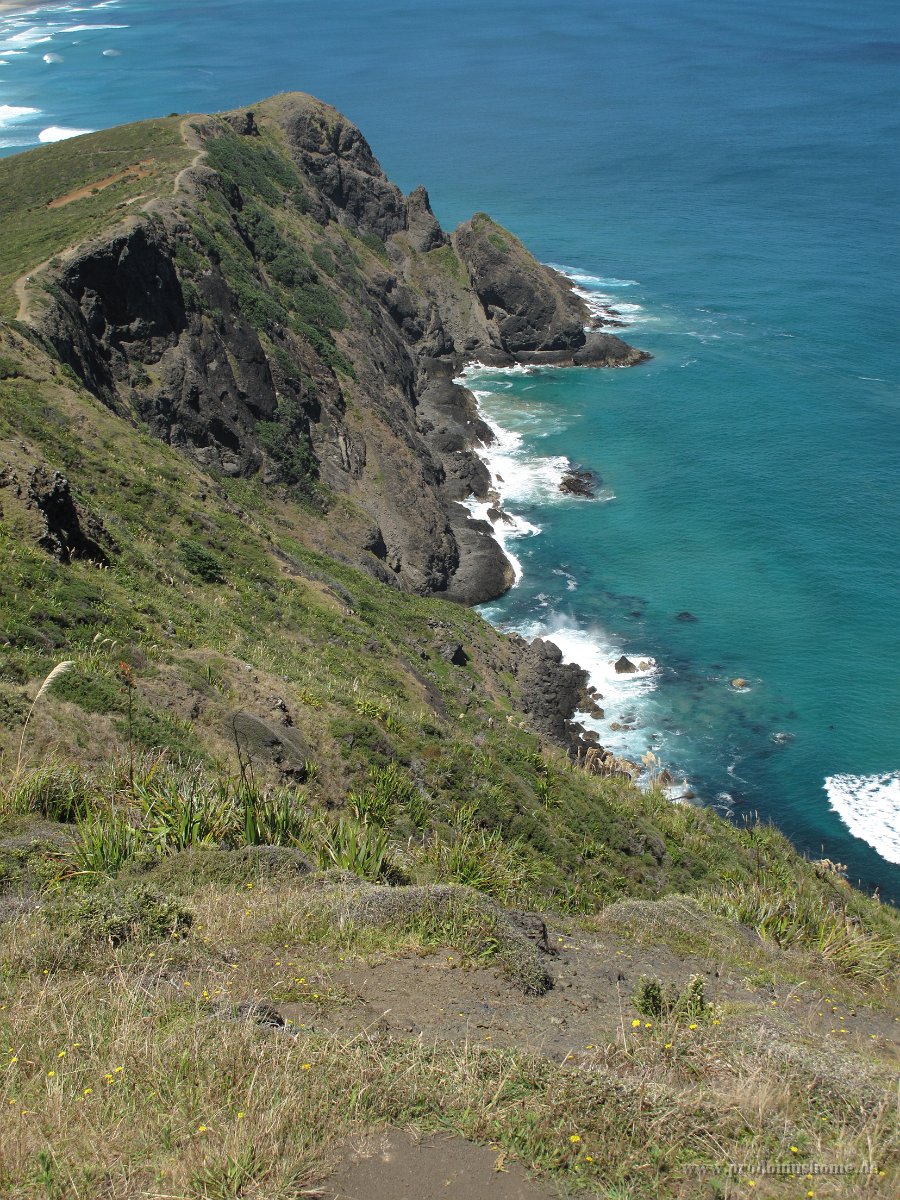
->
{"left": 405, "top": 186, "right": 447, "bottom": 253}
{"left": 614, "top": 655, "right": 638, "bottom": 675}
{"left": 559, "top": 467, "right": 596, "bottom": 498}
{"left": 0, "top": 464, "right": 111, "bottom": 563}
{"left": 31, "top": 92, "right": 648, "bottom": 609}
{"left": 513, "top": 636, "right": 591, "bottom": 743}
{"left": 229, "top": 712, "right": 312, "bottom": 782}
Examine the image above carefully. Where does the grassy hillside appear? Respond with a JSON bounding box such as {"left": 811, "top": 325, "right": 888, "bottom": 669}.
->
{"left": 0, "top": 110, "right": 897, "bottom": 1197}
{"left": 0, "top": 117, "right": 192, "bottom": 319}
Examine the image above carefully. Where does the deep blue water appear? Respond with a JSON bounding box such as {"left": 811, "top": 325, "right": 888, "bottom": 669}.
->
{"left": 2, "top": 0, "right": 898, "bottom": 897}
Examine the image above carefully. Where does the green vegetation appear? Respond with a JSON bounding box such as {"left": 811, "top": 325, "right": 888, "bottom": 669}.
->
{"left": 255, "top": 393, "right": 320, "bottom": 500}
{"left": 178, "top": 538, "right": 226, "bottom": 583}
{"left": 0, "top": 101, "right": 896, "bottom": 1198}
{"left": 0, "top": 118, "right": 192, "bottom": 317}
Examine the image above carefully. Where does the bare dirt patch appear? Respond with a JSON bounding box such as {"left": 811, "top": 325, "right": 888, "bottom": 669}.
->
{"left": 272, "top": 925, "right": 900, "bottom": 1063}
{"left": 46, "top": 161, "right": 152, "bottom": 209}
{"left": 314, "top": 1129, "right": 561, "bottom": 1200}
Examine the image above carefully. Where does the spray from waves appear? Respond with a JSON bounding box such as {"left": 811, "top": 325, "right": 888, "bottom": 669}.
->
{"left": 0, "top": 104, "right": 39, "bottom": 123}
{"left": 455, "top": 361, "right": 675, "bottom": 785}
{"left": 455, "top": 364, "right": 573, "bottom": 585}
{"left": 824, "top": 772, "right": 900, "bottom": 866}
{"left": 38, "top": 125, "right": 94, "bottom": 141}
{"left": 515, "top": 617, "right": 662, "bottom": 762}
{"left": 547, "top": 263, "right": 655, "bottom": 332}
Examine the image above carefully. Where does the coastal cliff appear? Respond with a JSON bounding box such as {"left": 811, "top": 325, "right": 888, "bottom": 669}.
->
{"left": 24, "top": 94, "right": 646, "bottom": 606}
{"left": 0, "top": 97, "right": 897, "bottom": 1200}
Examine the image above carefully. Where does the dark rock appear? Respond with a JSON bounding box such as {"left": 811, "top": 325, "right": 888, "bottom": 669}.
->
{"left": 229, "top": 712, "right": 312, "bottom": 780}
{"left": 676, "top": 611, "right": 698, "bottom": 623}
{"left": 231, "top": 1000, "right": 285, "bottom": 1028}
{"left": 0, "top": 464, "right": 112, "bottom": 564}
{"left": 515, "top": 637, "right": 589, "bottom": 742}
{"left": 438, "top": 642, "right": 469, "bottom": 667}
{"left": 504, "top": 910, "right": 552, "bottom": 955}
{"left": 454, "top": 214, "right": 587, "bottom": 355}
{"left": 625, "top": 830, "right": 667, "bottom": 864}
{"left": 405, "top": 185, "right": 448, "bottom": 253}
{"left": 224, "top": 109, "right": 259, "bottom": 137}
{"left": 559, "top": 467, "right": 596, "bottom": 498}
{"left": 614, "top": 655, "right": 638, "bottom": 674}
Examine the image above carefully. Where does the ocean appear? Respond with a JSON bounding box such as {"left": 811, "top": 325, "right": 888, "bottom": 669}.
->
{"left": 2, "top": 0, "right": 898, "bottom": 898}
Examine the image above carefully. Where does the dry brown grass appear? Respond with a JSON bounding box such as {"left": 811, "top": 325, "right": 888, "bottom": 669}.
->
{"left": 0, "top": 872, "right": 897, "bottom": 1198}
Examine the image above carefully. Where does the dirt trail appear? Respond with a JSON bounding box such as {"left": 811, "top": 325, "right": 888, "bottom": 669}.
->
{"left": 314, "top": 1130, "right": 559, "bottom": 1200}
{"left": 275, "top": 927, "right": 899, "bottom": 1061}
{"left": 46, "top": 161, "right": 152, "bottom": 209}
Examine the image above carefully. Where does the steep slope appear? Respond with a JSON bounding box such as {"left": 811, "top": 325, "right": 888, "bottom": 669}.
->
{"left": 0, "top": 98, "right": 897, "bottom": 1200}
{"left": 4, "top": 94, "right": 646, "bottom": 605}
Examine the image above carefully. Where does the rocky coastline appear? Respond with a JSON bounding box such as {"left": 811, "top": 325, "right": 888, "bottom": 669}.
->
{"left": 21, "top": 93, "right": 650, "bottom": 761}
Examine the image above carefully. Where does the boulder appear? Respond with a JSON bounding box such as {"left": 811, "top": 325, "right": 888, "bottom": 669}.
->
{"left": 614, "top": 655, "right": 638, "bottom": 674}
{"left": 559, "top": 468, "right": 595, "bottom": 498}
{"left": 228, "top": 712, "right": 312, "bottom": 780}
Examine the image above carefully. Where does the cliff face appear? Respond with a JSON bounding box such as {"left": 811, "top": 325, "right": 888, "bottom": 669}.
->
{"left": 32, "top": 93, "right": 648, "bottom": 605}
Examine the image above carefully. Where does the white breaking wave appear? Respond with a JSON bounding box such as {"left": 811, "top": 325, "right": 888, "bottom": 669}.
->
{"left": 60, "top": 24, "right": 128, "bottom": 33}
{"left": 38, "top": 124, "right": 93, "bottom": 141}
{"left": 454, "top": 364, "right": 574, "bottom": 586}
{"left": 455, "top": 360, "right": 667, "bottom": 772}
{"left": 0, "top": 103, "right": 39, "bottom": 124}
{"left": 0, "top": 27, "right": 54, "bottom": 53}
{"left": 546, "top": 262, "right": 653, "bottom": 331}
{"left": 514, "top": 618, "right": 662, "bottom": 764}
{"left": 548, "top": 265, "right": 640, "bottom": 288}
{"left": 824, "top": 772, "right": 900, "bottom": 865}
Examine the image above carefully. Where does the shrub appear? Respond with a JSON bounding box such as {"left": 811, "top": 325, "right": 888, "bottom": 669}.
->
{"left": 240, "top": 786, "right": 308, "bottom": 846}
{"left": 69, "top": 810, "right": 144, "bottom": 877}
{"left": 45, "top": 883, "right": 192, "bottom": 945}
{"left": 700, "top": 879, "right": 897, "bottom": 984}
{"left": 632, "top": 973, "right": 712, "bottom": 1023}
{"left": 316, "top": 814, "right": 392, "bottom": 880}
{"left": 349, "top": 762, "right": 417, "bottom": 827}
{"left": 255, "top": 393, "right": 319, "bottom": 497}
{"left": 178, "top": 539, "right": 225, "bottom": 583}
{"left": 142, "top": 778, "right": 232, "bottom": 851}
{"left": 1, "top": 762, "right": 92, "bottom": 823}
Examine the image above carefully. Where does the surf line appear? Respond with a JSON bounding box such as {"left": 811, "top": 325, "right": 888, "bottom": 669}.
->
{"left": 454, "top": 359, "right": 685, "bottom": 799}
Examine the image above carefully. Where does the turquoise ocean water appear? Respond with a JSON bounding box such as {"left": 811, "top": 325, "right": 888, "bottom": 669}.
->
{"left": 2, "top": 0, "right": 898, "bottom": 897}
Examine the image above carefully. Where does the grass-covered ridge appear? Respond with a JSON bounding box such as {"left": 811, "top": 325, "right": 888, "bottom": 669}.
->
{"left": 0, "top": 118, "right": 193, "bottom": 319}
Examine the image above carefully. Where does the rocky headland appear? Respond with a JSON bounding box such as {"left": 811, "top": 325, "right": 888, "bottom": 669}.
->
{"left": 3, "top": 92, "right": 652, "bottom": 758}
{"left": 0, "top": 96, "right": 897, "bottom": 1200}
{"left": 29, "top": 94, "right": 647, "bottom": 609}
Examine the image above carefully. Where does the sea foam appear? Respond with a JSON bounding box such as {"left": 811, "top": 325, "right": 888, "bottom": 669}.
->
{"left": 0, "top": 103, "right": 39, "bottom": 124}
{"left": 456, "top": 360, "right": 666, "bottom": 773}
{"left": 38, "top": 124, "right": 93, "bottom": 141}
{"left": 824, "top": 772, "right": 900, "bottom": 865}
{"left": 512, "top": 618, "right": 662, "bottom": 765}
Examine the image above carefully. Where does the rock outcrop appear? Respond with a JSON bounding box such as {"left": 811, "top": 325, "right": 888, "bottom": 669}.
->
{"left": 0, "top": 464, "right": 112, "bottom": 564}
{"left": 29, "top": 94, "right": 648, "bottom": 610}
